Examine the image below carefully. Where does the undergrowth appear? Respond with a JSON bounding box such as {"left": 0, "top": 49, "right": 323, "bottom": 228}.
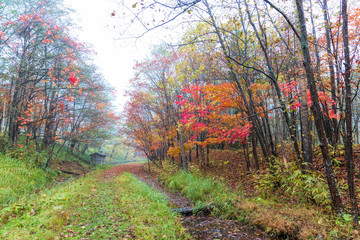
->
{"left": 153, "top": 160, "right": 359, "bottom": 239}
{"left": 254, "top": 159, "right": 332, "bottom": 209}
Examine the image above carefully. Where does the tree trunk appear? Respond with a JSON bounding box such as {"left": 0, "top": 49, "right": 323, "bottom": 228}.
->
{"left": 251, "top": 132, "right": 260, "bottom": 171}
{"left": 206, "top": 145, "right": 210, "bottom": 166}
{"left": 204, "top": 0, "right": 273, "bottom": 164}
{"left": 178, "top": 128, "right": 187, "bottom": 171}
{"left": 323, "top": 0, "right": 339, "bottom": 146}
{"left": 244, "top": 0, "right": 302, "bottom": 163}
{"left": 81, "top": 144, "right": 88, "bottom": 155}
{"left": 244, "top": 140, "right": 251, "bottom": 171}
{"left": 342, "top": 0, "right": 359, "bottom": 222}
{"left": 299, "top": 75, "right": 313, "bottom": 169}
{"left": 189, "top": 148, "right": 192, "bottom": 163}
{"left": 295, "top": 0, "right": 343, "bottom": 215}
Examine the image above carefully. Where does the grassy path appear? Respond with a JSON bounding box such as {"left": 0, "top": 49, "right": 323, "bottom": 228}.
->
{"left": 0, "top": 164, "right": 190, "bottom": 239}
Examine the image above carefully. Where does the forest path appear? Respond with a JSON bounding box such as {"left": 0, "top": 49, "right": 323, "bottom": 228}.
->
{"left": 98, "top": 164, "right": 271, "bottom": 240}
{"left": 58, "top": 163, "right": 188, "bottom": 239}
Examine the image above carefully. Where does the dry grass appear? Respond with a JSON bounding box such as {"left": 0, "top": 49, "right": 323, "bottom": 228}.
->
{"left": 236, "top": 198, "right": 358, "bottom": 239}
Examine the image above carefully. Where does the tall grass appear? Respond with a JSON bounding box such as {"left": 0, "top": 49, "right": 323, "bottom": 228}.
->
{"left": 164, "top": 169, "right": 242, "bottom": 219}
{"left": 0, "top": 155, "right": 55, "bottom": 205}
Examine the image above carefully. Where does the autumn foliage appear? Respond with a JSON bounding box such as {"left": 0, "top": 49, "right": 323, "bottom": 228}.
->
{"left": 0, "top": 0, "right": 119, "bottom": 160}
{"left": 122, "top": 0, "right": 360, "bottom": 219}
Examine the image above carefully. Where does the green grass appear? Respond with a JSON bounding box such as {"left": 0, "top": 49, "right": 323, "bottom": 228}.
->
{"left": 0, "top": 170, "right": 190, "bottom": 239}
{"left": 0, "top": 171, "right": 102, "bottom": 239}
{"left": 0, "top": 155, "right": 56, "bottom": 205}
{"left": 164, "top": 170, "right": 242, "bottom": 219}
{"left": 114, "top": 173, "right": 190, "bottom": 239}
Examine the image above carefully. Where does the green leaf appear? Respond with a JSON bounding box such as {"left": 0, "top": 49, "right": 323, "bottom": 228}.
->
{"left": 343, "top": 213, "right": 353, "bottom": 222}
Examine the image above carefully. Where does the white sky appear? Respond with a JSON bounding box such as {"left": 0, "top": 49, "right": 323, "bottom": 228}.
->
{"left": 63, "top": 0, "right": 150, "bottom": 111}
{"left": 62, "top": 0, "right": 195, "bottom": 112}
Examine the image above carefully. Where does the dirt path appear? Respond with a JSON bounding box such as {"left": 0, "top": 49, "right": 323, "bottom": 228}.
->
{"left": 99, "top": 163, "right": 144, "bottom": 180}
{"left": 104, "top": 164, "right": 271, "bottom": 240}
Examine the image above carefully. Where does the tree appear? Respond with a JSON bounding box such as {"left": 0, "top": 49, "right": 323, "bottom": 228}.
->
{"left": 119, "top": 0, "right": 360, "bottom": 216}
{"left": 341, "top": 0, "right": 358, "bottom": 222}
{"left": 0, "top": 0, "right": 120, "bottom": 165}
{"left": 293, "top": 0, "right": 343, "bottom": 215}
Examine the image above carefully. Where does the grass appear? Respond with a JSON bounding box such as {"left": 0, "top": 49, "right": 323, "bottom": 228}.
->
{"left": 114, "top": 173, "right": 190, "bottom": 239}
{"left": 0, "top": 170, "right": 190, "bottom": 239}
{"left": 156, "top": 162, "right": 242, "bottom": 219}
{"left": 164, "top": 170, "right": 241, "bottom": 218}
{"left": 0, "top": 155, "right": 56, "bottom": 205}
{"left": 0, "top": 140, "right": 94, "bottom": 207}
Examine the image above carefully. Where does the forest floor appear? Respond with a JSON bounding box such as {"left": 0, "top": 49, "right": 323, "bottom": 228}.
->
{"left": 121, "top": 164, "right": 272, "bottom": 239}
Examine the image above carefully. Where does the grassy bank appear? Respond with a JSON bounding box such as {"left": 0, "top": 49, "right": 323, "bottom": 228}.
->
{"left": 0, "top": 155, "right": 56, "bottom": 205}
{"left": 0, "top": 137, "right": 97, "bottom": 207}
{"left": 0, "top": 170, "right": 189, "bottom": 239}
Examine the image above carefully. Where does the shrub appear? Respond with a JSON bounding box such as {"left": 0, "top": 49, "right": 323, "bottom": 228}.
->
{"left": 254, "top": 159, "right": 331, "bottom": 209}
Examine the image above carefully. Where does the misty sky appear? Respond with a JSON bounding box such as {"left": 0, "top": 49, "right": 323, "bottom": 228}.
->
{"left": 63, "top": 0, "right": 149, "bottom": 110}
